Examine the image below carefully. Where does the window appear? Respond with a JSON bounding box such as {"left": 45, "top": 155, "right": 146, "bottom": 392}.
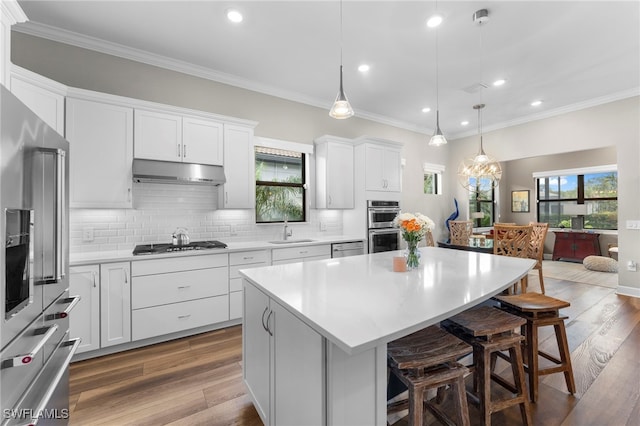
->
{"left": 468, "top": 177, "right": 494, "bottom": 227}
{"left": 423, "top": 163, "right": 444, "bottom": 195}
{"left": 255, "top": 146, "right": 306, "bottom": 223}
{"left": 535, "top": 166, "right": 617, "bottom": 230}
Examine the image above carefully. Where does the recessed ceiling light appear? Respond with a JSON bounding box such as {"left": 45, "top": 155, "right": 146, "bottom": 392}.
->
{"left": 422, "top": 107, "right": 431, "bottom": 113}
{"left": 426, "top": 14, "right": 443, "bottom": 28}
{"left": 461, "top": 121, "right": 469, "bottom": 126}
{"left": 531, "top": 100, "right": 543, "bottom": 107}
{"left": 226, "top": 9, "right": 243, "bottom": 23}
{"left": 493, "top": 79, "right": 506, "bottom": 87}
{"left": 358, "top": 64, "right": 370, "bottom": 73}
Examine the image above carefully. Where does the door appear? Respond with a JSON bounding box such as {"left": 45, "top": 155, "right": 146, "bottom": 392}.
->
{"left": 182, "top": 116, "right": 223, "bottom": 165}
{"left": 134, "top": 109, "right": 182, "bottom": 162}
{"left": 364, "top": 144, "right": 385, "bottom": 191}
{"left": 222, "top": 124, "right": 254, "bottom": 208}
{"left": 69, "top": 265, "right": 100, "bottom": 353}
{"left": 243, "top": 281, "right": 271, "bottom": 424}
{"left": 326, "top": 142, "right": 354, "bottom": 208}
{"left": 383, "top": 147, "right": 402, "bottom": 191}
{"left": 100, "top": 262, "right": 131, "bottom": 348}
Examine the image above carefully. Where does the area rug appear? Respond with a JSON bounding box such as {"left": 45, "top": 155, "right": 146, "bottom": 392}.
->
{"left": 530, "top": 260, "right": 618, "bottom": 289}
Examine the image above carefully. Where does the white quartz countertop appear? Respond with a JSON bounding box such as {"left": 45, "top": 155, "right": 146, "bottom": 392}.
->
{"left": 69, "top": 235, "right": 365, "bottom": 266}
{"left": 240, "top": 247, "right": 536, "bottom": 355}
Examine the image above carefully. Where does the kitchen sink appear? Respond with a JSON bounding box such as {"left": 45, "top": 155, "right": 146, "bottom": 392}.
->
{"left": 268, "top": 239, "right": 315, "bottom": 244}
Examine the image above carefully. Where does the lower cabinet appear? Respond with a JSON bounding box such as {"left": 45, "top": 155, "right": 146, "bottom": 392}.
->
{"left": 69, "top": 265, "right": 100, "bottom": 354}
{"left": 229, "top": 250, "right": 269, "bottom": 320}
{"left": 100, "top": 262, "right": 132, "bottom": 348}
{"left": 552, "top": 231, "right": 601, "bottom": 262}
{"left": 131, "top": 254, "right": 229, "bottom": 340}
{"left": 271, "top": 244, "right": 331, "bottom": 265}
{"left": 243, "top": 281, "right": 324, "bottom": 426}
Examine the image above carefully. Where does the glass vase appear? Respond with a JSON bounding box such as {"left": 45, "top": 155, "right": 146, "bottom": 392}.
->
{"left": 404, "top": 240, "right": 421, "bottom": 269}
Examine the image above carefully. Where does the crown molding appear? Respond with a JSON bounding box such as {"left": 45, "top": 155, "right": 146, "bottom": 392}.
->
{"left": 1, "top": 0, "right": 27, "bottom": 25}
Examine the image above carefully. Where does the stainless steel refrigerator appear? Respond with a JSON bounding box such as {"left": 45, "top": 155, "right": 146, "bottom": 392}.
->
{"left": 0, "top": 85, "right": 79, "bottom": 425}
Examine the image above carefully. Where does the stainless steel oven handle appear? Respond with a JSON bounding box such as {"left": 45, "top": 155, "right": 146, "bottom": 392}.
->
{"left": 45, "top": 295, "right": 81, "bottom": 320}
{"left": 29, "top": 338, "right": 81, "bottom": 425}
{"left": 2, "top": 324, "right": 59, "bottom": 368}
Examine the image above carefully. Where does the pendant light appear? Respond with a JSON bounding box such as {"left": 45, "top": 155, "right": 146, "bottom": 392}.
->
{"left": 428, "top": 8, "right": 447, "bottom": 146}
{"left": 457, "top": 103, "right": 502, "bottom": 191}
{"left": 329, "top": 0, "right": 354, "bottom": 119}
{"left": 457, "top": 9, "right": 501, "bottom": 192}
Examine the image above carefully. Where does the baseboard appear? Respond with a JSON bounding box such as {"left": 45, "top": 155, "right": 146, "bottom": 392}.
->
{"left": 616, "top": 285, "right": 640, "bottom": 299}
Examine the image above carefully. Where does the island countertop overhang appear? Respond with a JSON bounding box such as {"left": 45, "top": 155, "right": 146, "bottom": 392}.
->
{"left": 240, "top": 247, "right": 536, "bottom": 355}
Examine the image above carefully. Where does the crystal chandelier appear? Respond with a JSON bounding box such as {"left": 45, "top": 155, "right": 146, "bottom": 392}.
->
{"left": 457, "top": 103, "right": 502, "bottom": 192}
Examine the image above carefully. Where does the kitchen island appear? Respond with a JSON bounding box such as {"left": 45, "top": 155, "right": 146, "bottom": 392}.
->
{"left": 240, "top": 247, "right": 536, "bottom": 426}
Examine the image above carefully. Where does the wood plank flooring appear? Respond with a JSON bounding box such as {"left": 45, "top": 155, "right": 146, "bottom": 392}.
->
{"left": 69, "top": 270, "right": 640, "bottom": 426}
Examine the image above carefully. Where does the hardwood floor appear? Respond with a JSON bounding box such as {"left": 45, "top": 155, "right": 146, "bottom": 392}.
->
{"left": 69, "top": 272, "right": 640, "bottom": 426}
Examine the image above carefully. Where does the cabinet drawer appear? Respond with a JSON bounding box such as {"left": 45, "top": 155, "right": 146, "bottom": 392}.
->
{"left": 132, "top": 295, "right": 229, "bottom": 340}
{"left": 230, "top": 250, "right": 269, "bottom": 266}
{"left": 230, "top": 262, "right": 268, "bottom": 280}
{"left": 272, "top": 245, "right": 331, "bottom": 262}
{"left": 132, "top": 267, "right": 228, "bottom": 309}
{"left": 132, "top": 253, "right": 227, "bottom": 276}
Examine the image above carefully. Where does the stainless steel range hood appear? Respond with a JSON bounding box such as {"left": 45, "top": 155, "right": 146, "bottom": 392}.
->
{"left": 133, "top": 159, "right": 226, "bottom": 185}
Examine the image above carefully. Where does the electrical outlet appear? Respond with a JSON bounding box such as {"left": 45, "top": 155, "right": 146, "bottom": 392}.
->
{"left": 82, "top": 227, "right": 94, "bottom": 242}
{"left": 627, "top": 261, "right": 637, "bottom": 272}
{"left": 319, "top": 221, "right": 327, "bottom": 231}
{"left": 230, "top": 225, "right": 238, "bottom": 236}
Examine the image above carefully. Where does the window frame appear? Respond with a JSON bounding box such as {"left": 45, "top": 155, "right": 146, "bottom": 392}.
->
{"left": 468, "top": 177, "right": 495, "bottom": 228}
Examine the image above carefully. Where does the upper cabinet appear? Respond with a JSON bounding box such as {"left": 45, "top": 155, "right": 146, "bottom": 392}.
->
{"left": 314, "top": 135, "right": 354, "bottom": 209}
{"left": 356, "top": 138, "right": 402, "bottom": 193}
{"left": 220, "top": 123, "right": 255, "bottom": 209}
{"left": 0, "top": 0, "right": 27, "bottom": 87}
{"left": 134, "top": 109, "right": 223, "bottom": 166}
{"left": 10, "top": 66, "right": 66, "bottom": 135}
{"left": 66, "top": 94, "right": 134, "bottom": 208}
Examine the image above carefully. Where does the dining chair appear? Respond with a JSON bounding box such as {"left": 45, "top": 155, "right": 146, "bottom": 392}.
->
{"left": 493, "top": 224, "right": 533, "bottom": 293}
{"left": 449, "top": 220, "right": 473, "bottom": 246}
{"left": 528, "top": 222, "right": 549, "bottom": 294}
{"left": 425, "top": 229, "right": 435, "bottom": 247}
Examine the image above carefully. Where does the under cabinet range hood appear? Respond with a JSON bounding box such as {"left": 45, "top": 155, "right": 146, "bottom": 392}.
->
{"left": 133, "top": 159, "right": 226, "bottom": 185}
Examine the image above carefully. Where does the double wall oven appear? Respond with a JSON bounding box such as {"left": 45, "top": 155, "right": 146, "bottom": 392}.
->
{"left": 367, "top": 200, "right": 401, "bottom": 253}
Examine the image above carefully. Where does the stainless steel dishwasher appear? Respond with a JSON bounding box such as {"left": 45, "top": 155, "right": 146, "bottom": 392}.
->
{"left": 331, "top": 241, "right": 366, "bottom": 258}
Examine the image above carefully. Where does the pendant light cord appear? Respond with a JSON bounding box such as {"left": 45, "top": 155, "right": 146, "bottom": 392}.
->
{"left": 340, "top": 0, "right": 344, "bottom": 67}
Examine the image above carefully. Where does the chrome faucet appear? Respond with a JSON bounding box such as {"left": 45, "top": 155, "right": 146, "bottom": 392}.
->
{"left": 283, "top": 216, "right": 293, "bottom": 240}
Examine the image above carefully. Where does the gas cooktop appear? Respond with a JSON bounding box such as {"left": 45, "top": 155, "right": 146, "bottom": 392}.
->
{"left": 133, "top": 240, "right": 227, "bottom": 255}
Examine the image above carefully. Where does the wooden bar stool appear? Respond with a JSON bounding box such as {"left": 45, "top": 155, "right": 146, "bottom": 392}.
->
{"left": 441, "top": 306, "right": 532, "bottom": 426}
{"left": 387, "top": 325, "right": 473, "bottom": 425}
{"left": 493, "top": 293, "right": 576, "bottom": 402}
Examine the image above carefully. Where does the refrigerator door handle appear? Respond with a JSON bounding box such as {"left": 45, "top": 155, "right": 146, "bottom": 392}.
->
{"left": 55, "top": 148, "right": 66, "bottom": 282}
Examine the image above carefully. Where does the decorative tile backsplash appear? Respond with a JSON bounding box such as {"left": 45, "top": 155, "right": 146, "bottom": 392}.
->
{"left": 69, "top": 182, "right": 344, "bottom": 253}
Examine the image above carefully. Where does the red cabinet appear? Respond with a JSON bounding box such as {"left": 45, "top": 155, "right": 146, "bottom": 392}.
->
{"left": 552, "top": 231, "right": 601, "bottom": 262}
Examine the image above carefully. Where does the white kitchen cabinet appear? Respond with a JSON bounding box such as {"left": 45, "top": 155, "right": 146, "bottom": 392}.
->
{"left": 134, "top": 109, "right": 223, "bottom": 165}
{"left": 69, "top": 265, "right": 100, "bottom": 354}
{"left": 10, "top": 66, "right": 65, "bottom": 135}
{"left": 130, "top": 254, "right": 229, "bottom": 340}
{"left": 271, "top": 244, "right": 331, "bottom": 265}
{"left": 66, "top": 97, "right": 134, "bottom": 208}
{"left": 229, "top": 250, "right": 269, "bottom": 319}
{"left": 314, "top": 136, "right": 354, "bottom": 209}
{"left": 0, "top": 1, "right": 26, "bottom": 87}
{"left": 359, "top": 140, "right": 402, "bottom": 192}
{"left": 243, "top": 280, "right": 324, "bottom": 426}
{"left": 220, "top": 123, "right": 255, "bottom": 208}
{"left": 100, "top": 262, "right": 131, "bottom": 348}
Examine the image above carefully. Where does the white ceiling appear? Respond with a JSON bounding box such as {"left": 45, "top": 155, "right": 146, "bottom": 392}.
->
{"left": 14, "top": 1, "right": 640, "bottom": 139}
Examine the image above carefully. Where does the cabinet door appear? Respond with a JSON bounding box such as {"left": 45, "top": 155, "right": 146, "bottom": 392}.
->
{"left": 243, "top": 281, "right": 271, "bottom": 424}
{"left": 182, "top": 116, "right": 223, "bottom": 165}
{"left": 66, "top": 98, "right": 133, "bottom": 208}
{"left": 134, "top": 109, "right": 182, "bottom": 162}
{"left": 10, "top": 74, "right": 65, "bottom": 135}
{"left": 272, "top": 301, "right": 324, "bottom": 425}
{"left": 383, "top": 147, "right": 402, "bottom": 192}
{"left": 221, "top": 124, "right": 254, "bottom": 208}
{"left": 327, "top": 142, "right": 354, "bottom": 208}
{"left": 100, "top": 262, "right": 131, "bottom": 348}
{"left": 69, "top": 265, "right": 100, "bottom": 354}
{"left": 364, "top": 144, "right": 385, "bottom": 191}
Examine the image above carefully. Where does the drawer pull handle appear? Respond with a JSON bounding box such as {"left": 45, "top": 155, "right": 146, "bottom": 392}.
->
{"left": 2, "top": 324, "right": 59, "bottom": 368}
{"left": 177, "top": 314, "right": 191, "bottom": 320}
{"left": 243, "top": 256, "right": 254, "bottom": 260}
{"left": 177, "top": 286, "right": 191, "bottom": 290}
{"left": 300, "top": 250, "right": 308, "bottom": 254}
{"left": 46, "top": 295, "right": 81, "bottom": 320}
